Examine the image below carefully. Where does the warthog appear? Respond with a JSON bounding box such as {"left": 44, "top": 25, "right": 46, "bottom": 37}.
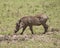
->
{"left": 14, "top": 14, "right": 48, "bottom": 34}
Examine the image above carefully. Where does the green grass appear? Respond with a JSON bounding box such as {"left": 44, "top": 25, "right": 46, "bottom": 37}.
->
{"left": 0, "top": 41, "right": 52, "bottom": 48}
{"left": 0, "top": 0, "right": 60, "bottom": 48}
{"left": 0, "top": 0, "right": 60, "bottom": 34}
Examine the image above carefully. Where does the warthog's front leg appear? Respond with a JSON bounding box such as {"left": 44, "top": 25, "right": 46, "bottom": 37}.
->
{"left": 20, "top": 26, "right": 27, "bottom": 35}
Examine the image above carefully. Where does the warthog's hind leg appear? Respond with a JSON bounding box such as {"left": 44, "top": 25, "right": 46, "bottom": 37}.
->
{"left": 29, "top": 26, "right": 34, "bottom": 34}
{"left": 42, "top": 24, "right": 48, "bottom": 34}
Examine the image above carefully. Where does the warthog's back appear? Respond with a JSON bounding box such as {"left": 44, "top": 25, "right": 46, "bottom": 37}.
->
{"left": 20, "top": 14, "right": 48, "bottom": 26}
{"left": 20, "top": 16, "right": 41, "bottom": 25}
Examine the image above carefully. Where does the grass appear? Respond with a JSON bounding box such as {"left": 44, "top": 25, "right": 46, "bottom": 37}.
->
{"left": 0, "top": 41, "right": 56, "bottom": 48}
{"left": 0, "top": 0, "right": 60, "bottom": 34}
{"left": 0, "top": 0, "right": 60, "bottom": 48}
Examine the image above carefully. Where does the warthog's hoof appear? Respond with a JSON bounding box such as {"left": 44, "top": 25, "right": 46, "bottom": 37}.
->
{"left": 43, "top": 31, "right": 48, "bottom": 34}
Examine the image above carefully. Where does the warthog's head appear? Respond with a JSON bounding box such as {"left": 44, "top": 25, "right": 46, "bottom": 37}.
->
{"left": 14, "top": 22, "right": 20, "bottom": 33}
{"left": 14, "top": 21, "right": 24, "bottom": 33}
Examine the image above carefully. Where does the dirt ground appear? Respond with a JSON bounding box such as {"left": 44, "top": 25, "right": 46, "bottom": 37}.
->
{"left": 0, "top": 31, "right": 60, "bottom": 48}
{"left": 0, "top": 31, "right": 60, "bottom": 43}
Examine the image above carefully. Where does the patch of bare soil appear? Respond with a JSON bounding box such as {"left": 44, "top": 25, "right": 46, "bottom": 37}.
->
{"left": 0, "top": 31, "right": 60, "bottom": 44}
